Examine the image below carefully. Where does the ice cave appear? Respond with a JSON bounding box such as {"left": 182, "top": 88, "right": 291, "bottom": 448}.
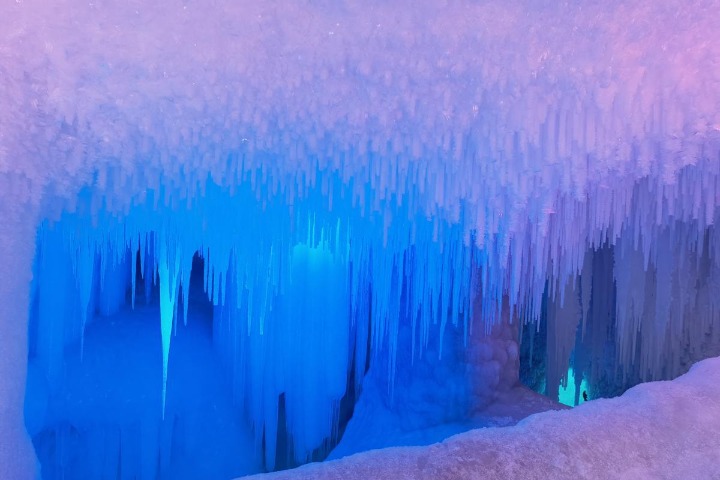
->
{"left": 2, "top": 1, "right": 720, "bottom": 479}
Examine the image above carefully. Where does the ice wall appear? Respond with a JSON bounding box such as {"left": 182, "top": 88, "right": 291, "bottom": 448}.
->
{"left": 2, "top": 0, "right": 720, "bottom": 478}
{"left": 29, "top": 179, "right": 479, "bottom": 472}
{"left": 0, "top": 190, "right": 40, "bottom": 480}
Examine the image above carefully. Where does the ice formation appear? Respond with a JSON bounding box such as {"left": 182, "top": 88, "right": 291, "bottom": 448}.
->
{"left": 2, "top": 0, "right": 720, "bottom": 478}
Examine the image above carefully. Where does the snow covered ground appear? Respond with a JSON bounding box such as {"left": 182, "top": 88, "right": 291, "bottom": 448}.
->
{"left": 244, "top": 356, "right": 720, "bottom": 480}
{"left": 329, "top": 382, "right": 566, "bottom": 461}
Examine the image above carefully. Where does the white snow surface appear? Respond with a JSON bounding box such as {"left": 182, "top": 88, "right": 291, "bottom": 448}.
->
{"left": 243, "top": 355, "right": 720, "bottom": 480}
{"left": 328, "top": 383, "right": 566, "bottom": 462}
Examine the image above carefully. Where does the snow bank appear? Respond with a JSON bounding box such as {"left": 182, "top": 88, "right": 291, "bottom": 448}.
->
{"left": 244, "top": 355, "right": 720, "bottom": 479}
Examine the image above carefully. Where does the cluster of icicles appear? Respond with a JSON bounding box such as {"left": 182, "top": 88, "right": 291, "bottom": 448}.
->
{"left": 30, "top": 153, "right": 720, "bottom": 468}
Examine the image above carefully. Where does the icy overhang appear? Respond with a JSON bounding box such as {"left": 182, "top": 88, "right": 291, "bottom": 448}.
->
{"left": 2, "top": 0, "right": 719, "bottom": 220}
{"left": 3, "top": 0, "right": 719, "bottom": 329}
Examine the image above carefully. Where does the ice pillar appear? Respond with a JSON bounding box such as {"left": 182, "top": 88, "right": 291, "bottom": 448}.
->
{"left": 0, "top": 191, "right": 39, "bottom": 480}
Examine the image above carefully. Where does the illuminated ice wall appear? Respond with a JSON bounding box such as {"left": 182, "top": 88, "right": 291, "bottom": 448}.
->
{"left": 1, "top": 0, "right": 720, "bottom": 479}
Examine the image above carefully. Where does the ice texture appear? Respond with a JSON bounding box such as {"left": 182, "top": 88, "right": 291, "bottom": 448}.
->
{"left": 2, "top": 0, "right": 720, "bottom": 478}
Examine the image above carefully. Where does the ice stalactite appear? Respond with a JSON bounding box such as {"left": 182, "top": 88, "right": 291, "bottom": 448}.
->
{"left": 74, "top": 239, "right": 95, "bottom": 359}
{"left": 28, "top": 179, "right": 486, "bottom": 470}
{"left": 539, "top": 208, "right": 720, "bottom": 404}
{"left": 29, "top": 150, "right": 720, "bottom": 469}
{"left": 156, "top": 235, "right": 183, "bottom": 417}
{"left": 612, "top": 219, "right": 720, "bottom": 383}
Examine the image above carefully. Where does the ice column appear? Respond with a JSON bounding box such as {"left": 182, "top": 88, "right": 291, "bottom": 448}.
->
{"left": 0, "top": 192, "right": 40, "bottom": 480}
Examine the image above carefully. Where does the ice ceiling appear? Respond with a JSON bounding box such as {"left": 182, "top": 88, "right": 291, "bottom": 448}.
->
{"left": 1, "top": 0, "right": 720, "bottom": 479}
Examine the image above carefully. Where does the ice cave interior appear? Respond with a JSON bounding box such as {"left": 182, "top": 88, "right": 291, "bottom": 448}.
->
{"left": 2, "top": 0, "right": 720, "bottom": 479}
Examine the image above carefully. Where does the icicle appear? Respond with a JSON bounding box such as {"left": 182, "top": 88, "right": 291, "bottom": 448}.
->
{"left": 156, "top": 236, "right": 182, "bottom": 418}
{"left": 130, "top": 235, "right": 139, "bottom": 309}
{"left": 180, "top": 253, "right": 193, "bottom": 325}
{"left": 76, "top": 239, "right": 94, "bottom": 359}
